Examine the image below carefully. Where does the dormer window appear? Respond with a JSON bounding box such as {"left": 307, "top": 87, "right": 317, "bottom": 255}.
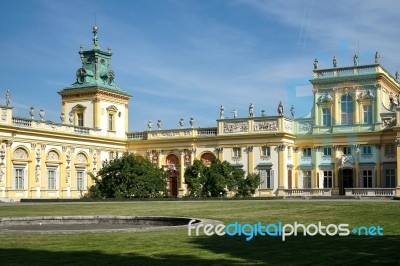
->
{"left": 106, "top": 105, "right": 118, "bottom": 132}
{"left": 71, "top": 104, "right": 87, "bottom": 127}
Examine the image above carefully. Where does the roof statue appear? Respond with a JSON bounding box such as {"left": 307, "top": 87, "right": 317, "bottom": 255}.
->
{"left": 332, "top": 56, "right": 338, "bottom": 68}
{"left": 313, "top": 58, "right": 318, "bottom": 70}
{"left": 375, "top": 51, "right": 380, "bottom": 64}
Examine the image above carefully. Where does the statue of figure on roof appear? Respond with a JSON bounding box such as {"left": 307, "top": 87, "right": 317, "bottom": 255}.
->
{"left": 290, "top": 105, "right": 295, "bottom": 118}
{"left": 313, "top": 58, "right": 319, "bottom": 70}
{"left": 396, "top": 71, "right": 399, "bottom": 81}
{"left": 157, "top": 120, "right": 162, "bottom": 130}
{"left": 278, "top": 101, "right": 284, "bottom": 116}
{"left": 179, "top": 118, "right": 184, "bottom": 128}
{"left": 333, "top": 56, "right": 338, "bottom": 68}
{"left": 5, "top": 90, "right": 10, "bottom": 107}
{"left": 353, "top": 54, "right": 359, "bottom": 66}
{"left": 189, "top": 117, "right": 195, "bottom": 128}
{"left": 249, "top": 103, "right": 254, "bottom": 117}
{"left": 375, "top": 52, "right": 380, "bottom": 64}
{"left": 220, "top": 105, "right": 225, "bottom": 119}
{"left": 147, "top": 120, "right": 152, "bottom": 130}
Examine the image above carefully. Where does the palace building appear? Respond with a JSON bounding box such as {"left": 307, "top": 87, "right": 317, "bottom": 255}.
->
{"left": 1, "top": 27, "right": 399, "bottom": 201}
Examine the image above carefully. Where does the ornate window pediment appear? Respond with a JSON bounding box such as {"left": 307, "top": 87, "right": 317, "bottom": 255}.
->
{"left": 106, "top": 105, "right": 118, "bottom": 113}
{"left": 47, "top": 150, "right": 60, "bottom": 161}
{"left": 75, "top": 153, "right": 88, "bottom": 164}
{"left": 358, "top": 90, "right": 375, "bottom": 102}
{"left": 13, "top": 148, "right": 29, "bottom": 160}
{"left": 317, "top": 92, "right": 333, "bottom": 103}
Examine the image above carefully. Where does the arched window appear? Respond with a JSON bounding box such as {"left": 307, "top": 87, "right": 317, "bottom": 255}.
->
{"left": 200, "top": 152, "right": 215, "bottom": 165}
{"left": 341, "top": 94, "right": 353, "bottom": 125}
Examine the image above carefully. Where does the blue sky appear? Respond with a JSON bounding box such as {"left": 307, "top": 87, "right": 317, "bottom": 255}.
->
{"left": 1, "top": 0, "right": 399, "bottom": 131}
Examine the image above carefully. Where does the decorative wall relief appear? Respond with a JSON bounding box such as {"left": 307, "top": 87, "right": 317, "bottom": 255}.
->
{"left": 253, "top": 120, "right": 278, "bottom": 131}
{"left": 223, "top": 122, "right": 248, "bottom": 133}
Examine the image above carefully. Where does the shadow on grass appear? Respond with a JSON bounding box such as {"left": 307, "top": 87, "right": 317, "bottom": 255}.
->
{"left": 0, "top": 235, "right": 399, "bottom": 265}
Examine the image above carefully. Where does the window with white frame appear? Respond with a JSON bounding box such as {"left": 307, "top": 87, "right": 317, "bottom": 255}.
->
{"left": 47, "top": 167, "right": 58, "bottom": 190}
{"left": 77, "top": 113, "right": 84, "bottom": 127}
{"left": 341, "top": 94, "right": 353, "bottom": 125}
{"left": 322, "top": 108, "right": 331, "bottom": 126}
{"left": 76, "top": 169, "right": 86, "bottom": 190}
{"left": 259, "top": 169, "right": 273, "bottom": 189}
{"left": 233, "top": 147, "right": 241, "bottom": 158}
{"left": 108, "top": 113, "right": 114, "bottom": 131}
{"left": 343, "top": 146, "right": 352, "bottom": 155}
{"left": 323, "top": 170, "right": 333, "bottom": 188}
{"left": 14, "top": 167, "right": 25, "bottom": 190}
{"left": 303, "top": 148, "right": 311, "bottom": 157}
{"left": 362, "top": 170, "right": 373, "bottom": 188}
{"left": 261, "top": 146, "right": 270, "bottom": 157}
{"left": 323, "top": 147, "right": 332, "bottom": 156}
{"left": 362, "top": 145, "right": 372, "bottom": 155}
{"left": 363, "top": 105, "right": 372, "bottom": 124}
{"left": 385, "top": 144, "right": 395, "bottom": 156}
{"left": 384, "top": 169, "right": 396, "bottom": 188}
{"left": 303, "top": 171, "right": 312, "bottom": 188}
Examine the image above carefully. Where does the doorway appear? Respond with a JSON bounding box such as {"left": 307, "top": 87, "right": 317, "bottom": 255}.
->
{"left": 340, "top": 168, "right": 353, "bottom": 195}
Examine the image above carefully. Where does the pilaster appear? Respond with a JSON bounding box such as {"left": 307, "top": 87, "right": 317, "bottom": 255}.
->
{"left": 247, "top": 146, "right": 254, "bottom": 174}
{"left": 277, "top": 144, "right": 286, "bottom": 195}
{"left": 332, "top": 145, "right": 340, "bottom": 195}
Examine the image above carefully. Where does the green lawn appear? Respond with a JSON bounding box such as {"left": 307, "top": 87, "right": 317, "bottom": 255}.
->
{"left": 0, "top": 200, "right": 399, "bottom": 265}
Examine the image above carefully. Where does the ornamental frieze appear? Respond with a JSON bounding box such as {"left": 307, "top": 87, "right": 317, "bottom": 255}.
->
{"left": 253, "top": 120, "right": 278, "bottom": 131}
{"left": 223, "top": 122, "right": 248, "bottom": 133}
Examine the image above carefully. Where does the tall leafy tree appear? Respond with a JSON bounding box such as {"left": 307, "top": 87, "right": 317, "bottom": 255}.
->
{"left": 89, "top": 153, "right": 168, "bottom": 198}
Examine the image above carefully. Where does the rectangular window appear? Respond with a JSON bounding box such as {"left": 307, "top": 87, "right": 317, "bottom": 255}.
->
{"left": 109, "top": 151, "right": 115, "bottom": 161}
{"left": 385, "top": 169, "right": 396, "bottom": 188}
{"left": 233, "top": 147, "right": 241, "bottom": 158}
{"left": 323, "top": 147, "right": 332, "bottom": 156}
{"left": 362, "top": 170, "right": 373, "bottom": 188}
{"left": 303, "top": 171, "right": 312, "bottom": 188}
{"left": 262, "top": 146, "right": 270, "bottom": 157}
{"left": 287, "top": 147, "right": 292, "bottom": 158}
{"left": 108, "top": 114, "right": 114, "bottom": 131}
{"left": 259, "top": 169, "right": 272, "bottom": 189}
{"left": 303, "top": 148, "right": 311, "bottom": 157}
{"left": 385, "top": 144, "right": 395, "bottom": 156}
{"left": 76, "top": 170, "right": 85, "bottom": 190}
{"left": 47, "top": 169, "right": 57, "bottom": 190}
{"left": 14, "top": 168, "right": 24, "bottom": 190}
{"left": 343, "top": 146, "right": 351, "bottom": 155}
{"left": 77, "top": 113, "right": 84, "bottom": 127}
{"left": 323, "top": 170, "right": 333, "bottom": 188}
{"left": 362, "top": 145, "right": 372, "bottom": 155}
{"left": 363, "top": 105, "right": 372, "bottom": 124}
{"left": 322, "top": 108, "right": 331, "bottom": 126}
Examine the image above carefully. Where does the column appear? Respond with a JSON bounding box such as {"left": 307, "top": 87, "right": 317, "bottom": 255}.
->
{"left": 313, "top": 146, "right": 321, "bottom": 188}
{"left": 375, "top": 85, "right": 382, "bottom": 123}
{"left": 375, "top": 144, "right": 381, "bottom": 187}
{"left": 5, "top": 140, "right": 13, "bottom": 192}
{"left": 333, "top": 88, "right": 339, "bottom": 126}
{"left": 293, "top": 147, "right": 299, "bottom": 188}
{"left": 157, "top": 150, "right": 163, "bottom": 169}
{"left": 217, "top": 148, "right": 224, "bottom": 161}
{"left": 313, "top": 89, "right": 319, "bottom": 126}
{"left": 354, "top": 101, "right": 360, "bottom": 124}
{"left": 93, "top": 97, "right": 100, "bottom": 129}
{"left": 178, "top": 149, "right": 186, "bottom": 197}
{"left": 332, "top": 145, "right": 340, "bottom": 195}
{"left": 277, "top": 144, "right": 286, "bottom": 195}
{"left": 396, "top": 140, "right": 400, "bottom": 196}
{"left": 354, "top": 145, "right": 360, "bottom": 188}
{"left": 247, "top": 146, "right": 254, "bottom": 174}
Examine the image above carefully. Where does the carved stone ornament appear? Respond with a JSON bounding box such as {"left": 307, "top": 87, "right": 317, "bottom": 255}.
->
{"left": 47, "top": 151, "right": 60, "bottom": 161}
{"left": 253, "top": 120, "right": 278, "bottom": 131}
{"left": 223, "top": 122, "right": 248, "bottom": 133}
{"left": 76, "top": 153, "right": 87, "bottom": 163}
{"left": 318, "top": 92, "right": 333, "bottom": 103}
{"left": 13, "top": 148, "right": 28, "bottom": 159}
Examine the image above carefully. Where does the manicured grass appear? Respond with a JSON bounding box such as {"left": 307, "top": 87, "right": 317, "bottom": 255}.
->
{"left": 0, "top": 200, "right": 399, "bottom": 265}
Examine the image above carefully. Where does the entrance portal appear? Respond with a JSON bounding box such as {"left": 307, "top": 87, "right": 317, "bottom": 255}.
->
{"left": 340, "top": 168, "right": 353, "bottom": 195}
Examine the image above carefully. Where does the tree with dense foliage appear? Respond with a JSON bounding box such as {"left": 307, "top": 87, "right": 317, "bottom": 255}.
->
{"left": 184, "top": 158, "right": 260, "bottom": 197}
{"left": 89, "top": 153, "right": 168, "bottom": 198}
